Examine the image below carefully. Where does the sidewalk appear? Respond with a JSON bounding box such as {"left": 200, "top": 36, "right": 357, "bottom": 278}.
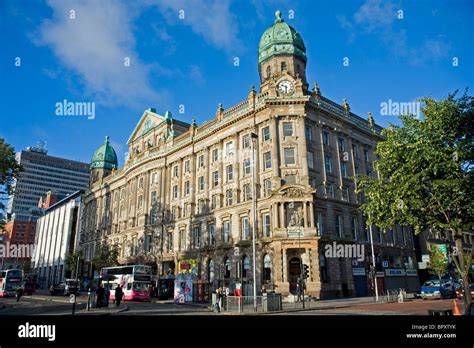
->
{"left": 152, "top": 299, "right": 213, "bottom": 311}
{"left": 280, "top": 296, "right": 383, "bottom": 313}
{"left": 76, "top": 304, "right": 129, "bottom": 315}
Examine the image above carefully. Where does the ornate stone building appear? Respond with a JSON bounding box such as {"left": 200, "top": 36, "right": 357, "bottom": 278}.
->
{"left": 79, "top": 11, "right": 418, "bottom": 298}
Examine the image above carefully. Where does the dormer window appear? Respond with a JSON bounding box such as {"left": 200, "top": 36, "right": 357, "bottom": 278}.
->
{"left": 281, "top": 62, "right": 287, "bottom": 72}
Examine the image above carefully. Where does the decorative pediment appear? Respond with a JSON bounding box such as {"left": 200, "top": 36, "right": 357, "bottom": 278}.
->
{"left": 278, "top": 184, "right": 315, "bottom": 198}
{"left": 127, "top": 109, "right": 166, "bottom": 145}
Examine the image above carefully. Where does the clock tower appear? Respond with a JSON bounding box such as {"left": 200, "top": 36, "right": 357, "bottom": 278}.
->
{"left": 258, "top": 10, "right": 308, "bottom": 96}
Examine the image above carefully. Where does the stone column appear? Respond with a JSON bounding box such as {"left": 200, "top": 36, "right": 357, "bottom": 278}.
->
{"left": 279, "top": 203, "right": 285, "bottom": 230}
{"left": 272, "top": 204, "right": 279, "bottom": 229}
{"left": 318, "top": 126, "right": 327, "bottom": 184}
{"left": 309, "top": 202, "right": 315, "bottom": 228}
{"left": 271, "top": 116, "right": 280, "bottom": 180}
{"left": 303, "top": 202, "right": 308, "bottom": 229}
{"left": 297, "top": 116, "right": 309, "bottom": 180}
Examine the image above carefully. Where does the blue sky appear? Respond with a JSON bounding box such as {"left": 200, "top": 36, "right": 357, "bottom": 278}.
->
{"left": 1, "top": 0, "right": 473, "bottom": 167}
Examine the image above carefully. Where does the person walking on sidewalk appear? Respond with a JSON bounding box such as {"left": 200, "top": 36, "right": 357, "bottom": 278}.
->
{"left": 296, "top": 282, "right": 302, "bottom": 302}
{"left": 215, "top": 288, "right": 223, "bottom": 313}
{"left": 115, "top": 285, "right": 123, "bottom": 307}
{"left": 96, "top": 284, "right": 105, "bottom": 309}
{"left": 15, "top": 286, "right": 23, "bottom": 302}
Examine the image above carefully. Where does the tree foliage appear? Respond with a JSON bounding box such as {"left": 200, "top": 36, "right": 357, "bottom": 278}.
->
{"left": 356, "top": 91, "right": 473, "bottom": 312}
{"left": 357, "top": 92, "right": 473, "bottom": 233}
{"left": 92, "top": 244, "right": 119, "bottom": 270}
{"left": 65, "top": 250, "right": 84, "bottom": 277}
{"left": 0, "top": 138, "right": 22, "bottom": 230}
{"left": 428, "top": 245, "right": 448, "bottom": 280}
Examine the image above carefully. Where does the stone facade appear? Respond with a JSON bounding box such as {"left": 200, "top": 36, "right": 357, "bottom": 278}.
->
{"left": 79, "top": 12, "right": 418, "bottom": 298}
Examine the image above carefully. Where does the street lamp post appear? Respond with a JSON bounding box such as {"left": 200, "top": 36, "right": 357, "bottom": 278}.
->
{"left": 298, "top": 226, "right": 305, "bottom": 309}
{"left": 250, "top": 132, "right": 258, "bottom": 312}
{"left": 368, "top": 219, "right": 379, "bottom": 301}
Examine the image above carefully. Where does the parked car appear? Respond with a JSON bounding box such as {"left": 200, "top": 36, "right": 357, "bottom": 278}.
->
{"left": 414, "top": 289, "right": 422, "bottom": 299}
{"left": 50, "top": 279, "right": 79, "bottom": 296}
{"left": 456, "top": 283, "right": 474, "bottom": 299}
{"left": 420, "top": 279, "right": 455, "bottom": 299}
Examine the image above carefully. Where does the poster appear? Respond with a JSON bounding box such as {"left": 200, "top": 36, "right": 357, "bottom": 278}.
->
{"left": 174, "top": 274, "right": 193, "bottom": 303}
{"left": 177, "top": 259, "right": 198, "bottom": 275}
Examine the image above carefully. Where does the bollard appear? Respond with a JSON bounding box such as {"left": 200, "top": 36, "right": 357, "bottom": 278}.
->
{"left": 87, "top": 288, "right": 91, "bottom": 311}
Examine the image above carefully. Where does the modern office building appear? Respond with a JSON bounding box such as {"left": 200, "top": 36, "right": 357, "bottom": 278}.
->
{"left": 7, "top": 146, "right": 90, "bottom": 220}
{"left": 31, "top": 190, "right": 83, "bottom": 287}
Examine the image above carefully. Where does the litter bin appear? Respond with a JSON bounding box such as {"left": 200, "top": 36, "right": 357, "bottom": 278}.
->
{"left": 263, "top": 293, "right": 282, "bottom": 312}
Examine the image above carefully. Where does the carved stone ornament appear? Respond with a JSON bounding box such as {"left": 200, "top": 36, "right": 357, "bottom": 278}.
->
{"left": 283, "top": 187, "right": 305, "bottom": 198}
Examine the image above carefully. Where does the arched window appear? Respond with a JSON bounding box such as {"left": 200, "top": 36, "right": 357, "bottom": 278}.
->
{"left": 266, "top": 66, "right": 271, "bottom": 78}
{"left": 263, "top": 254, "right": 272, "bottom": 283}
{"left": 281, "top": 61, "right": 287, "bottom": 72}
{"left": 208, "top": 259, "right": 215, "bottom": 283}
{"left": 224, "top": 257, "right": 231, "bottom": 278}
{"left": 242, "top": 255, "right": 250, "bottom": 278}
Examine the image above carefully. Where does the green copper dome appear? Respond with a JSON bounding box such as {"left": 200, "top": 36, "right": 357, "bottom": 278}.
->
{"left": 91, "top": 136, "right": 118, "bottom": 170}
{"left": 258, "top": 10, "right": 307, "bottom": 64}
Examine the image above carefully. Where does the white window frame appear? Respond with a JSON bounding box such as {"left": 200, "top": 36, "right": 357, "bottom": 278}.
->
{"left": 284, "top": 148, "right": 296, "bottom": 165}
{"left": 283, "top": 122, "right": 294, "bottom": 137}
{"left": 263, "top": 152, "right": 272, "bottom": 170}
{"left": 241, "top": 217, "right": 249, "bottom": 240}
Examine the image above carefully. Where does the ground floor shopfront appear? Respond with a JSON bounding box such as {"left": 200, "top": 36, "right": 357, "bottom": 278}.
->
{"left": 77, "top": 238, "right": 419, "bottom": 300}
{"left": 146, "top": 237, "right": 420, "bottom": 300}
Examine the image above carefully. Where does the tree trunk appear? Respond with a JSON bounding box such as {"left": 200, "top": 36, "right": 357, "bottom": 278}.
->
{"left": 451, "top": 230, "right": 473, "bottom": 315}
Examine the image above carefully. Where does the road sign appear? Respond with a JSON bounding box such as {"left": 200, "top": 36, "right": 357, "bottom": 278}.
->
{"left": 382, "top": 261, "right": 389, "bottom": 268}
{"left": 69, "top": 294, "right": 76, "bottom": 304}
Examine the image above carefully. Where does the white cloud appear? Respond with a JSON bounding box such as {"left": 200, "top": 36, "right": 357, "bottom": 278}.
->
{"left": 189, "top": 65, "right": 205, "bottom": 86}
{"left": 109, "top": 139, "right": 125, "bottom": 166}
{"left": 338, "top": 0, "right": 451, "bottom": 66}
{"left": 353, "top": 0, "right": 396, "bottom": 32}
{"left": 251, "top": 0, "right": 292, "bottom": 22}
{"left": 34, "top": 0, "right": 167, "bottom": 108}
{"left": 150, "top": 0, "right": 243, "bottom": 54}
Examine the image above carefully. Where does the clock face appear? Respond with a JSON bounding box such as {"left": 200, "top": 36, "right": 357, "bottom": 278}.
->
{"left": 278, "top": 80, "right": 294, "bottom": 94}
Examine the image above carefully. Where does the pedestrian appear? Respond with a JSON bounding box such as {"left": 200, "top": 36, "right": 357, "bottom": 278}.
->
{"left": 96, "top": 284, "right": 105, "bottom": 309}
{"left": 15, "top": 287, "right": 23, "bottom": 302}
{"left": 115, "top": 285, "right": 123, "bottom": 307}
{"left": 296, "top": 282, "right": 302, "bottom": 302}
{"left": 215, "top": 288, "right": 221, "bottom": 313}
{"left": 104, "top": 285, "right": 110, "bottom": 307}
{"left": 49, "top": 284, "right": 55, "bottom": 296}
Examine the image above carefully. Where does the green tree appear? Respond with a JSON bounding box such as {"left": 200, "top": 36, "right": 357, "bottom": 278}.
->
{"left": 0, "top": 138, "right": 22, "bottom": 230}
{"left": 356, "top": 91, "right": 473, "bottom": 313}
{"left": 92, "top": 244, "right": 119, "bottom": 271}
{"left": 429, "top": 245, "right": 448, "bottom": 280}
{"left": 65, "top": 250, "right": 84, "bottom": 278}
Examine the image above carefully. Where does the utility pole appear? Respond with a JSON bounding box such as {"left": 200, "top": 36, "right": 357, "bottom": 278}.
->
{"left": 75, "top": 255, "right": 80, "bottom": 280}
{"left": 298, "top": 226, "right": 305, "bottom": 309}
{"left": 368, "top": 217, "right": 379, "bottom": 302}
{"left": 250, "top": 132, "right": 258, "bottom": 312}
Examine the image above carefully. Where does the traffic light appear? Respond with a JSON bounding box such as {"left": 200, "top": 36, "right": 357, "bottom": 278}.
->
{"left": 303, "top": 264, "right": 309, "bottom": 279}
